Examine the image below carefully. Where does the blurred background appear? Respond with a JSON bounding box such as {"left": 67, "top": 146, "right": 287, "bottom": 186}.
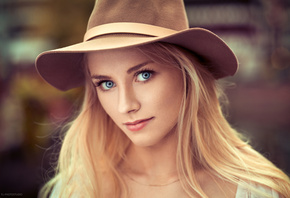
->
{"left": 0, "top": 0, "right": 289, "bottom": 197}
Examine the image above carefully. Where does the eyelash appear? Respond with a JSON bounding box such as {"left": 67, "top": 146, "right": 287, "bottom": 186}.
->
{"left": 94, "top": 68, "right": 156, "bottom": 91}
{"left": 134, "top": 68, "right": 155, "bottom": 82}
{"left": 96, "top": 81, "right": 107, "bottom": 87}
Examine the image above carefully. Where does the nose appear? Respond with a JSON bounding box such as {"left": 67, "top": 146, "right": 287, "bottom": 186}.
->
{"left": 118, "top": 85, "right": 141, "bottom": 114}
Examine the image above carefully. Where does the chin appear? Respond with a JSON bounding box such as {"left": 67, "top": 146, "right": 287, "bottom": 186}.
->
{"left": 131, "top": 135, "right": 170, "bottom": 148}
{"left": 129, "top": 137, "right": 160, "bottom": 148}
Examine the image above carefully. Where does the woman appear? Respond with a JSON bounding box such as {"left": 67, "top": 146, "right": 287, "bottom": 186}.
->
{"left": 36, "top": 0, "right": 290, "bottom": 197}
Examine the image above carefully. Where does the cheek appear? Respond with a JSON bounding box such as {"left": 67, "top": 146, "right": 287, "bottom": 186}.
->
{"left": 140, "top": 76, "right": 184, "bottom": 114}
{"left": 159, "top": 75, "right": 183, "bottom": 117}
{"left": 97, "top": 92, "right": 118, "bottom": 119}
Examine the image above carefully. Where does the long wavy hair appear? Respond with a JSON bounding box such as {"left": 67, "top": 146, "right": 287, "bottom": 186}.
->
{"left": 39, "top": 42, "right": 290, "bottom": 198}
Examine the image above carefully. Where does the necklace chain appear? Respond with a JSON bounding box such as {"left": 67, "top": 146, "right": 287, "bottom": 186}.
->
{"left": 124, "top": 173, "right": 180, "bottom": 187}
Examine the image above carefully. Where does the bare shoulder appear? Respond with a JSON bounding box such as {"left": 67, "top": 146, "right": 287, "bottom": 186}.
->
{"left": 196, "top": 170, "right": 238, "bottom": 198}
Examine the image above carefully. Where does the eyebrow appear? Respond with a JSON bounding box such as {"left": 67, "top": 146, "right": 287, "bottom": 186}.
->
{"left": 127, "top": 61, "right": 153, "bottom": 74}
{"left": 91, "top": 61, "right": 153, "bottom": 80}
{"left": 91, "top": 74, "right": 111, "bottom": 80}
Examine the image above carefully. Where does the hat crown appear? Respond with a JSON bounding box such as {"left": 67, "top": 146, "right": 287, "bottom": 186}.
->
{"left": 87, "top": 0, "right": 189, "bottom": 31}
{"left": 36, "top": 0, "right": 238, "bottom": 91}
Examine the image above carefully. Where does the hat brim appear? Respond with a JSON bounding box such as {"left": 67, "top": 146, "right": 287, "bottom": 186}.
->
{"left": 36, "top": 27, "right": 238, "bottom": 91}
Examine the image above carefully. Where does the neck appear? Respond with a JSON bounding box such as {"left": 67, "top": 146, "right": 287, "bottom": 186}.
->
{"left": 120, "top": 129, "right": 179, "bottom": 185}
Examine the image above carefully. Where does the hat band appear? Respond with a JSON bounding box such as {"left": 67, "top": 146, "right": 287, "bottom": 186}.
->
{"left": 84, "top": 22, "right": 178, "bottom": 41}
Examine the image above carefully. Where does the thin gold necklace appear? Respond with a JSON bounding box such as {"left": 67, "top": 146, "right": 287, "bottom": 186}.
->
{"left": 124, "top": 173, "right": 180, "bottom": 187}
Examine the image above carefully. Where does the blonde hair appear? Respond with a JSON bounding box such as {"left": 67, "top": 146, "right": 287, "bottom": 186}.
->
{"left": 39, "top": 42, "right": 290, "bottom": 197}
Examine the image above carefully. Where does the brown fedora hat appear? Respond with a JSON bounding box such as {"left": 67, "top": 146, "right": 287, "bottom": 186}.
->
{"left": 36, "top": 0, "right": 238, "bottom": 91}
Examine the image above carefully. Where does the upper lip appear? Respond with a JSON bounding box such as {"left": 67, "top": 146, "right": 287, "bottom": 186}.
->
{"left": 124, "top": 117, "right": 153, "bottom": 125}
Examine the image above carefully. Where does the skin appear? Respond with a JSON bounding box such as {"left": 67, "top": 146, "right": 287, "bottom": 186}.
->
{"left": 87, "top": 48, "right": 184, "bottom": 148}
{"left": 87, "top": 47, "right": 237, "bottom": 198}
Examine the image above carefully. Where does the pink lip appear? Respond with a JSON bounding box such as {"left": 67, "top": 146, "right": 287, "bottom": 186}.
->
{"left": 124, "top": 117, "right": 154, "bottom": 132}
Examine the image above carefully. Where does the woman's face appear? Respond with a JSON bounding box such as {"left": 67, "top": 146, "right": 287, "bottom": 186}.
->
{"left": 87, "top": 47, "right": 184, "bottom": 147}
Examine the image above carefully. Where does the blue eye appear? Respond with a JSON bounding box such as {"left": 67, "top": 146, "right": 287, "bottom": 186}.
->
{"left": 99, "top": 81, "right": 115, "bottom": 90}
{"left": 137, "top": 71, "right": 152, "bottom": 82}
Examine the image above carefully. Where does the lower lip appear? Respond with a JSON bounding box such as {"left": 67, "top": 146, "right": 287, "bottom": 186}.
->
{"left": 125, "top": 118, "right": 153, "bottom": 132}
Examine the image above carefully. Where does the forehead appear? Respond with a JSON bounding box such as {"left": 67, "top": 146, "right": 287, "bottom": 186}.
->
{"left": 87, "top": 47, "right": 149, "bottom": 73}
